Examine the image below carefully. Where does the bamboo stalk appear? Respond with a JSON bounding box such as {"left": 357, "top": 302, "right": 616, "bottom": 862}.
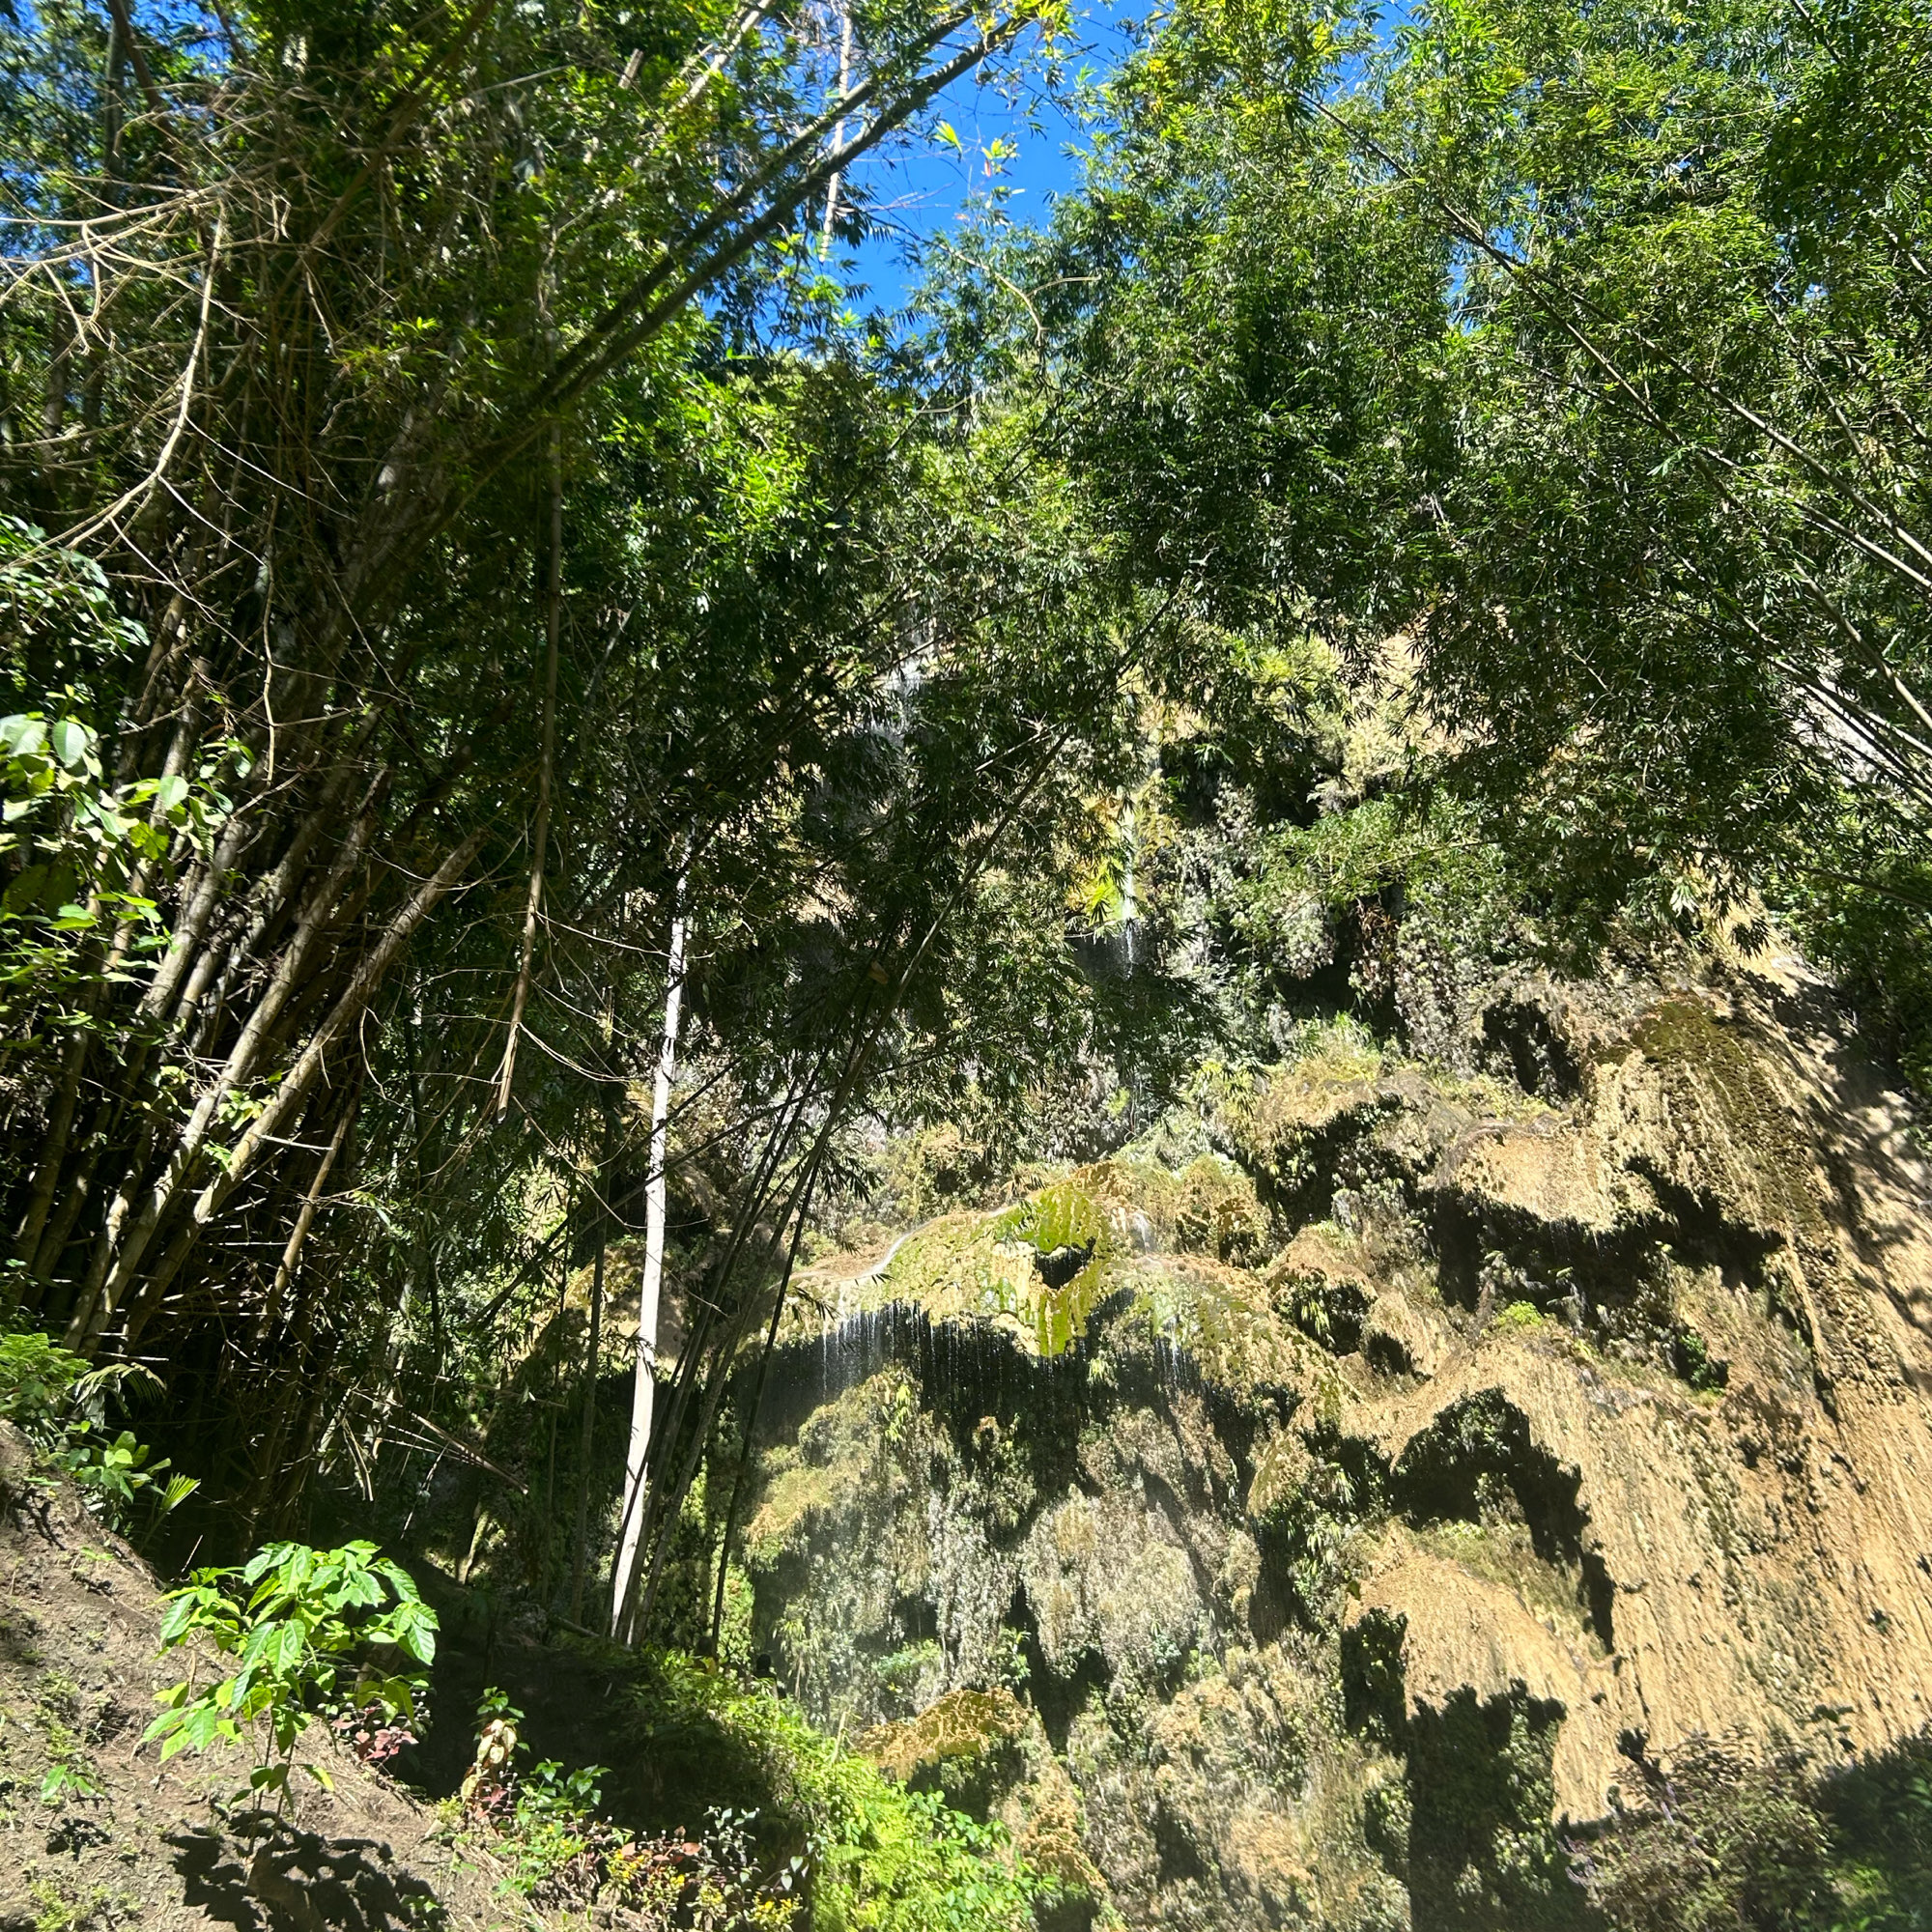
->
{"left": 66, "top": 786, "right": 388, "bottom": 1342}
{"left": 176, "top": 833, "right": 488, "bottom": 1263}
{"left": 568, "top": 1235, "right": 605, "bottom": 1626}
{"left": 496, "top": 417, "right": 563, "bottom": 1119}
{"left": 255, "top": 1085, "right": 358, "bottom": 1345}
{"left": 76, "top": 824, "right": 481, "bottom": 1348}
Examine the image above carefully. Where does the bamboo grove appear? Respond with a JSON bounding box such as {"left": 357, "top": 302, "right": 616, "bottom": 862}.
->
{"left": 0, "top": 0, "right": 1134, "bottom": 1602}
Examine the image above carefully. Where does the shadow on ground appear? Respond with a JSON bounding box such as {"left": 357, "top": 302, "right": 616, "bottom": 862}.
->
{"left": 168, "top": 1820, "right": 441, "bottom": 1932}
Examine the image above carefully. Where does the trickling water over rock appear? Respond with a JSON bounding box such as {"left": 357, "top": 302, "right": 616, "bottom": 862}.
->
{"left": 741, "top": 953, "right": 1932, "bottom": 1929}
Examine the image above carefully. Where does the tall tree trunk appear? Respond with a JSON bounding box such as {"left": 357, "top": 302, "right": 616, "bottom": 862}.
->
{"left": 819, "top": 1, "right": 853, "bottom": 258}
{"left": 610, "top": 865, "right": 688, "bottom": 1641}
{"left": 496, "top": 417, "right": 563, "bottom": 1118}
{"left": 568, "top": 1236, "right": 605, "bottom": 1625}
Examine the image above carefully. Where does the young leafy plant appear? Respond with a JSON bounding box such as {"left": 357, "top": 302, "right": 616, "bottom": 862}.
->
{"left": 144, "top": 1540, "right": 438, "bottom": 1810}
{"left": 35, "top": 1667, "right": 104, "bottom": 1809}
{"left": 0, "top": 1327, "right": 189, "bottom": 1531}
{"left": 39, "top": 1757, "right": 103, "bottom": 1805}
{"left": 457, "top": 1685, "right": 801, "bottom": 1919}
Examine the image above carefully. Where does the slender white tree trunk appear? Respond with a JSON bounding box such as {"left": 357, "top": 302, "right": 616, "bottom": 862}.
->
{"left": 819, "top": 1, "right": 852, "bottom": 257}
{"left": 610, "top": 873, "right": 688, "bottom": 1640}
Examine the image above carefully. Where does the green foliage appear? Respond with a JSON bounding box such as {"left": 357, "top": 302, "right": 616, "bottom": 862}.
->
{"left": 1576, "top": 1732, "right": 1932, "bottom": 1932}
{"left": 22, "top": 1879, "right": 137, "bottom": 1932}
{"left": 923, "top": 0, "right": 1932, "bottom": 1095}
{"left": 38, "top": 1757, "right": 102, "bottom": 1806}
{"left": 1824, "top": 1739, "right": 1932, "bottom": 1931}
{"left": 0, "top": 0, "right": 1115, "bottom": 1583}
{"left": 1374, "top": 0, "right": 1932, "bottom": 1068}
{"left": 493, "top": 1755, "right": 619, "bottom": 1904}
{"left": 1670, "top": 1325, "right": 1730, "bottom": 1396}
{"left": 144, "top": 1540, "right": 437, "bottom": 1809}
{"left": 476, "top": 1685, "right": 521, "bottom": 1725}
{"left": 1406, "top": 1686, "right": 1573, "bottom": 1930}
{"left": 967, "top": 1, "right": 1451, "bottom": 637}
{"left": 0, "top": 1327, "right": 184, "bottom": 1527}
{"left": 458, "top": 1684, "right": 803, "bottom": 1922}
{"left": 1003, "top": 1182, "right": 1103, "bottom": 1260}
{"left": 34, "top": 1666, "right": 103, "bottom": 1810}
{"left": 1258, "top": 1441, "right": 1377, "bottom": 1617}
{"left": 0, "top": 524, "right": 237, "bottom": 1019}
{"left": 1574, "top": 1739, "right": 1837, "bottom": 1931}
{"left": 0, "top": 516, "right": 150, "bottom": 697}
{"left": 633, "top": 1651, "right": 1055, "bottom": 1931}
{"left": 0, "top": 1326, "right": 86, "bottom": 1417}
{"left": 55, "top": 1426, "right": 169, "bottom": 1514}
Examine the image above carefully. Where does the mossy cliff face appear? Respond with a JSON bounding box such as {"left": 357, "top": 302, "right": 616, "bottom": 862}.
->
{"left": 742, "top": 956, "right": 1932, "bottom": 1931}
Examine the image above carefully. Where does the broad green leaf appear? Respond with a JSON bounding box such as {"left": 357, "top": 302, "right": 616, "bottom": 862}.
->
{"left": 182, "top": 1703, "right": 231, "bottom": 1749}
{"left": 0, "top": 715, "right": 45, "bottom": 757}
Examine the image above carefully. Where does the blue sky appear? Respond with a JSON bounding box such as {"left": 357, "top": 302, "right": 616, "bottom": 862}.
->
{"left": 831, "top": 3, "right": 1138, "bottom": 315}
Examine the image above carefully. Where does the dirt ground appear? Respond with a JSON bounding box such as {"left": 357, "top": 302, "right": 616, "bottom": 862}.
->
{"left": 0, "top": 1426, "right": 574, "bottom": 1932}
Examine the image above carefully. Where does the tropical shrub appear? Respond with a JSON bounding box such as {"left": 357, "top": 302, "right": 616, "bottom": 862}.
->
{"left": 1571, "top": 1737, "right": 1836, "bottom": 1931}
{"left": 144, "top": 1540, "right": 437, "bottom": 1809}
{"left": 632, "top": 1650, "right": 1060, "bottom": 1932}
{"left": 0, "top": 1326, "right": 194, "bottom": 1528}
{"left": 457, "top": 1685, "right": 802, "bottom": 1923}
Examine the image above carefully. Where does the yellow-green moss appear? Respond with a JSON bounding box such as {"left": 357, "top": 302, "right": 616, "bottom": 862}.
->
{"left": 1070, "top": 1154, "right": 1267, "bottom": 1265}
{"left": 1400, "top": 1520, "right": 1608, "bottom": 1655}
{"left": 1249, "top": 1430, "right": 1315, "bottom": 1522}
{"left": 746, "top": 1369, "right": 923, "bottom": 1562}
{"left": 1629, "top": 997, "right": 1822, "bottom": 1233}
{"left": 746, "top": 1451, "right": 843, "bottom": 1558}
{"left": 1415, "top": 1062, "right": 1556, "bottom": 1123}
{"left": 859, "top": 1687, "right": 1031, "bottom": 1784}
{"left": 1495, "top": 1300, "right": 1548, "bottom": 1332}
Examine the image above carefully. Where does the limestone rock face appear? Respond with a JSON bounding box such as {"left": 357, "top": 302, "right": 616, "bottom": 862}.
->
{"left": 746, "top": 955, "right": 1932, "bottom": 1929}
